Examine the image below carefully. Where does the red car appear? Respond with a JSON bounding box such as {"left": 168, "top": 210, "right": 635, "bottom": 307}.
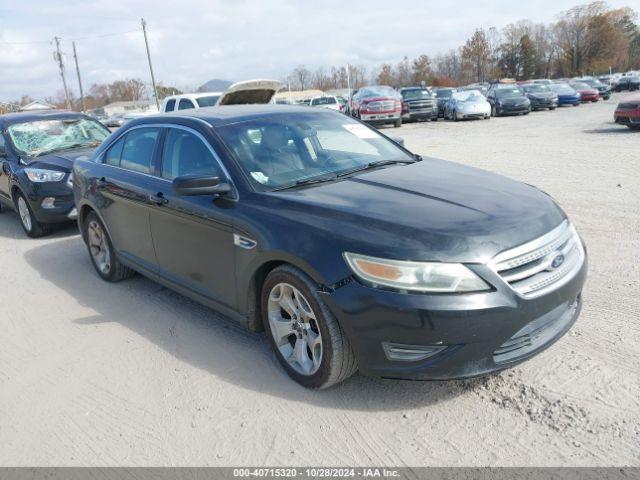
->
{"left": 614, "top": 95, "right": 640, "bottom": 130}
{"left": 570, "top": 82, "right": 599, "bottom": 102}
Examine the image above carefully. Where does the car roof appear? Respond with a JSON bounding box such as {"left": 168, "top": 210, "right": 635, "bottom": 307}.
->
{"left": 129, "top": 104, "right": 324, "bottom": 128}
{"left": 0, "top": 110, "right": 88, "bottom": 128}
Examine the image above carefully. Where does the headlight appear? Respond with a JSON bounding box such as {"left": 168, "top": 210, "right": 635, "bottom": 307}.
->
{"left": 24, "top": 168, "right": 66, "bottom": 183}
{"left": 343, "top": 252, "right": 490, "bottom": 293}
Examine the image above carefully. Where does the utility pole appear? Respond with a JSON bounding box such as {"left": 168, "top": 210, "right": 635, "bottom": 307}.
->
{"left": 141, "top": 18, "right": 160, "bottom": 111}
{"left": 53, "top": 37, "right": 72, "bottom": 110}
{"left": 72, "top": 42, "right": 86, "bottom": 112}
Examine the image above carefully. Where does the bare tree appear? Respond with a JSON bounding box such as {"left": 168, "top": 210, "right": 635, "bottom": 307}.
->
{"left": 292, "top": 65, "right": 312, "bottom": 90}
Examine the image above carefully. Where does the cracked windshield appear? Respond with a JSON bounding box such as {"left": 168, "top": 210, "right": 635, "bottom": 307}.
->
{"left": 8, "top": 118, "right": 109, "bottom": 157}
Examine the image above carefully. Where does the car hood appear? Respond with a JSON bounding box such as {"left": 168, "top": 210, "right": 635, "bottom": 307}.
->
{"left": 266, "top": 158, "right": 566, "bottom": 263}
{"left": 23, "top": 147, "right": 95, "bottom": 172}
{"left": 216, "top": 79, "right": 281, "bottom": 105}
{"left": 498, "top": 95, "right": 528, "bottom": 104}
{"left": 528, "top": 92, "right": 556, "bottom": 99}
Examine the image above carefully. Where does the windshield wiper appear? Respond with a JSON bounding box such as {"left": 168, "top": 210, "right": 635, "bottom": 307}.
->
{"left": 336, "top": 159, "right": 414, "bottom": 178}
{"left": 34, "top": 141, "right": 100, "bottom": 157}
{"left": 271, "top": 174, "right": 339, "bottom": 191}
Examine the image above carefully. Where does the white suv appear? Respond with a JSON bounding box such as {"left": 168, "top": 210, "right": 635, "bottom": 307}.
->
{"left": 162, "top": 93, "right": 221, "bottom": 113}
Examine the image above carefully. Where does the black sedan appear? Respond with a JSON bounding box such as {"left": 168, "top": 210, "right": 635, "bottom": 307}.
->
{"left": 73, "top": 105, "right": 587, "bottom": 388}
{"left": 614, "top": 76, "right": 640, "bottom": 92}
{"left": 520, "top": 84, "right": 558, "bottom": 110}
{"left": 486, "top": 85, "right": 531, "bottom": 116}
{"left": 0, "top": 110, "right": 110, "bottom": 237}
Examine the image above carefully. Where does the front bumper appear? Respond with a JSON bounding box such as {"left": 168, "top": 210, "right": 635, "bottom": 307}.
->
{"left": 496, "top": 104, "right": 531, "bottom": 115}
{"left": 530, "top": 99, "right": 558, "bottom": 109}
{"left": 458, "top": 109, "right": 489, "bottom": 119}
{"left": 558, "top": 97, "right": 581, "bottom": 105}
{"left": 325, "top": 252, "right": 587, "bottom": 380}
{"left": 402, "top": 107, "right": 438, "bottom": 121}
{"left": 361, "top": 112, "right": 401, "bottom": 123}
{"left": 21, "top": 178, "right": 76, "bottom": 224}
{"left": 615, "top": 112, "right": 640, "bottom": 126}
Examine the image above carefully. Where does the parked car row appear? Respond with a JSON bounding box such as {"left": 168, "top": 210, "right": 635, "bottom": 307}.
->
{"left": 0, "top": 100, "right": 590, "bottom": 389}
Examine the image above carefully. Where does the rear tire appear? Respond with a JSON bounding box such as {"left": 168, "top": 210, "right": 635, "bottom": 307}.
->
{"left": 83, "top": 211, "right": 134, "bottom": 282}
{"left": 262, "top": 265, "right": 357, "bottom": 389}
{"left": 14, "top": 191, "right": 50, "bottom": 238}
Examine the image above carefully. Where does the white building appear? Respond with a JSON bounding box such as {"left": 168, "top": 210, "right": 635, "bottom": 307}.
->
{"left": 90, "top": 100, "right": 158, "bottom": 117}
{"left": 20, "top": 100, "right": 56, "bottom": 111}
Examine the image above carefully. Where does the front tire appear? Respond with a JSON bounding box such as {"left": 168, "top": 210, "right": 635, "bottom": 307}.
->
{"left": 262, "top": 265, "right": 357, "bottom": 389}
{"left": 14, "top": 191, "right": 50, "bottom": 238}
{"left": 83, "top": 211, "right": 134, "bottom": 282}
{"left": 393, "top": 118, "right": 402, "bottom": 128}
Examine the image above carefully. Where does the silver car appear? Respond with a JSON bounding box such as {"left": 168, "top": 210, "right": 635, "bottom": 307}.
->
{"left": 444, "top": 90, "right": 491, "bottom": 121}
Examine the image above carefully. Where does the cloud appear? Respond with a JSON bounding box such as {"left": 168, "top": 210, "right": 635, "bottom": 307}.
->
{"left": 0, "top": 0, "right": 635, "bottom": 100}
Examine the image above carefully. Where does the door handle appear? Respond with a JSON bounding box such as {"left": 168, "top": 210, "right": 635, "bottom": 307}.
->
{"left": 149, "top": 192, "right": 168, "bottom": 206}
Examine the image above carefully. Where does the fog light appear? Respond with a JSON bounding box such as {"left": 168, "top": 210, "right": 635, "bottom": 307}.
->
{"left": 382, "top": 342, "right": 446, "bottom": 362}
{"left": 41, "top": 197, "right": 56, "bottom": 209}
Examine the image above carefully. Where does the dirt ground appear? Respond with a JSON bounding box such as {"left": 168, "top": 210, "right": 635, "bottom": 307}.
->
{"left": 0, "top": 92, "right": 638, "bottom": 467}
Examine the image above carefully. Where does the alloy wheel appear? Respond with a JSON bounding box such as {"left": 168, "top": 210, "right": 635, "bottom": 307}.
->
{"left": 268, "top": 282, "right": 323, "bottom": 376}
{"left": 87, "top": 220, "right": 111, "bottom": 275}
{"left": 17, "top": 196, "right": 32, "bottom": 232}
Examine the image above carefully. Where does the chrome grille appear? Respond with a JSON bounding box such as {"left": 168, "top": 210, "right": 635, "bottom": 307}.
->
{"left": 367, "top": 100, "right": 396, "bottom": 112}
{"left": 488, "top": 221, "right": 584, "bottom": 298}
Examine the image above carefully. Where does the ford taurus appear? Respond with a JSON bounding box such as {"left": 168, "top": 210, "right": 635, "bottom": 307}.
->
{"left": 73, "top": 105, "right": 587, "bottom": 389}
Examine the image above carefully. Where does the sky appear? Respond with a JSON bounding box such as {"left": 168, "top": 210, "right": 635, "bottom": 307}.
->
{"left": 0, "top": 0, "right": 636, "bottom": 101}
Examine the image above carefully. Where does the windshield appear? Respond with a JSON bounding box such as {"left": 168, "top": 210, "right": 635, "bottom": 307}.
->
{"left": 435, "top": 89, "right": 454, "bottom": 98}
{"left": 401, "top": 89, "right": 432, "bottom": 100}
{"left": 495, "top": 87, "right": 523, "bottom": 97}
{"left": 522, "top": 84, "right": 550, "bottom": 93}
{"left": 196, "top": 95, "right": 220, "bottom": 107}
{"left": 8, "top": 118, "right": 109, "bottom": 157}
{"left": 453, "top": 90, "right": 484, "bottom": 102}
{"left": 216, "top": 111, "right": 414, "bottom": 190}
{"left": 310, "top": 97, "right": 337, "bottom": 106}
{"left": 358, "top": 86, "right": 400, "bottom": 99}
{"left": 571, "top": 82, "right": 590, "bottom": 90}
{"left": 550, "top": 83, "right": 576, "bottom": 94}
{"left": 581, "top": 79, "right": 602, "bottom": 87}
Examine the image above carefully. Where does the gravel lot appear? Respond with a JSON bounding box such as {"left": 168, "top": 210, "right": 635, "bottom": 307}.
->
{"left": 0, "top": 92, "right": 638, "bottom": 467}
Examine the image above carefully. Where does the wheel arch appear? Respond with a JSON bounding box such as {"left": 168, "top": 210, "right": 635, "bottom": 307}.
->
{"left": 243, "top": 254, "right": 333, "bottom": 333}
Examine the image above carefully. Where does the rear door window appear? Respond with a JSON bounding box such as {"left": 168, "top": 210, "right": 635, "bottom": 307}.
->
{"left": 120, "top": 127, "right": 160, "bottom": 174}
{"left": 164, "top": 99, "right": 176, "bottom": 112}
{"left": 178, "top": 99, "right": 195, "bottom": 110}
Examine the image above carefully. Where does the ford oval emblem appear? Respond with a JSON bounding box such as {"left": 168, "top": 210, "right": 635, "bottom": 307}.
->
{"left": 551, "top": 254, "right": 565, "bottom": 269}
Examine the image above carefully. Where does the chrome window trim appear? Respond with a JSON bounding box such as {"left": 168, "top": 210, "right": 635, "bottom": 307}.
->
{"left": 99, "top": 122, "right": 238, "bottom": 199}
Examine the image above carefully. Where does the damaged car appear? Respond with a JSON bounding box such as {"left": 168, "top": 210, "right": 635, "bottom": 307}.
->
{"left": 0, "top": 110, "right": 110, "bottom": 237}
{"left": 73, "top": 105, "right": 587, "bottom": 389}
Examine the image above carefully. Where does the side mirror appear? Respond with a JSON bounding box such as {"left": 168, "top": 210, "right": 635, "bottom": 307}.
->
{"left": 172, "top": 175, "right": 231, "bottom": 197}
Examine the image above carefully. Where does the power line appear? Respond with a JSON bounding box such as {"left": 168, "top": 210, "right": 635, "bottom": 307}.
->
{"left": 0, "top": 29, "right": 140, "bottom": 46}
